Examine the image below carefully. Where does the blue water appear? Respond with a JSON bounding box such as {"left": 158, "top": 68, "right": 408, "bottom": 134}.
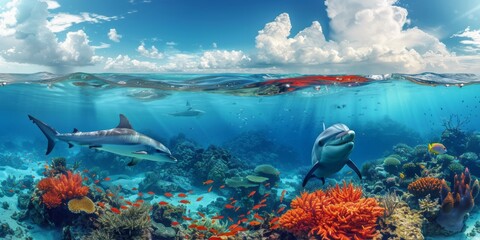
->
{"left": 1, "top": 72, "right": 479, "bottom": 167}
{"left": 1, "top": 72, "right": 480, "bottom": 239}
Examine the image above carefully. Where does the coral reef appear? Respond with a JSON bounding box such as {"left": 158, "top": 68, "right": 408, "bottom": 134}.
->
{"left": 383, "top": 155, "right": 401, "bottom": 174}
{"left": 376, "top": 201, "right": 425, "bottom": 240}
{"left": 67, "top": 196, "right": 95, "bottom": 214}
{"left": 436, "top": 168, "right": 480, "bottom": 233}
{"left": 407, "top": 177, "right": 443, "bottom": 199}
{"left": 441, "top": 114, "right": 469, "bottom": 155}
{"left": 279, "top": 182, "right": 384, "bottom": 239}
{"left": 402, "top": 162, "right": 423, "bottom": 178}
{"left": 37, "top": 171, "right": 89, "bottom": 208}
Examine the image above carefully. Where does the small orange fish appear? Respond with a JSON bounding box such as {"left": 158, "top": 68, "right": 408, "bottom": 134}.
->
{"left": 83, "top": 177, "right": 88, "bottom": 181}
{"left": 97, "top": 202, "right": 105, "bottom": 208}
{"left": 182, "top": 216, "right": 193, "bottom": 221}
{"left": 197, "top": 225, "right": 208, "bottom": 231}
{"left": 132, "top": 187, "right": 138, "bottom": 191}
{"left": 208, "top": 186, "right": 213, "bottom": 192}
{"left": 111, "top": 207, "right": 121, "bottom": 214}
{"left": 259, "top": 199, "right": 267, "bottom": 204}
{"left": 171, "top": 221, "right": 179, "bottom": 226}
{"left": 249, "top": 220, "right": 261, "bottom": 226}
{"left": 270, "top": 224, "right": 280, "bottom": 229}
{"left": 197, "top": 212, "right": 205, "bottom": 218}
{"left": 164, "top": 192, "right": 173, "bottom": 198}
{"left": 196, "top": 196, "right": 204, "bottom": 202}
{"left": 147, "top": 191, "right": 155, "bottom": 195}
{"left": 280, "top": 189, "right": 286, "bottom": 202}
{"left": 254, "top": 213, "right": 264, "bottom": 221}
{"left": 95, "top": 188, "right": 103, "bottom": 193}
{"left": 270, "top": 217, "right": 279, "bottom": 223}
{"left": 136, "top": 199, "right": 144, "bottom": 203}
{"left": 264, "top": 183, "right": 270, "bottom": 187}
{"left": 225, "top": 204, "right": 235, "bottom": 209}
{"left": 94, "top": 180, "right": 100, "bottom": 184}
{"left": 178, "top": 193, "right": 187, "bottom": 198}
{"left": 104, "top": 177, "right": 111, "bottom": 181}
{"left": 219, "top": 185, "right": 225, "bottom": 189}
{"left": 138, "top": 192, "right": 144, "bottom": 197}
{"left": 125, "top": 201, "right": 133, "bottom": 206}
{"left": 277, "top": 206, "right": 285, "bottom": 214}
{"left": 133, "top": 203, "right": 141, "bottom": 207}
{"left": 203, "top": 180, "right": 214, "bottom": 185}
{"left": 211, "top": 215, "right": 224, "bottom": 220}
{"left": 209, "top": 228, "right": 219, "bottom": 235}
{"left": 263, "top": 193, "right": 270, "bottom": 198}
{"left": 107, "top": 193, "right": 115, "bottom": 197}
{"left": 188, "top": 190, "right": 194, "bottom": 194}
{"left": 228, "top": 217, "right": 234, "bottom": 222}
{"left": 120, "top": 206, "right": 128, "bottom": 210}
{"left": 252, "top": 204, "right": 266, "bottom": 210}
{"left": 8, "top": 189, "right": 14, "bottom": 193}
{"left": 83, "top": 169, "right": 89, "bottom": 173}
{"left": 179, "top": 199, "right": 191, "bottom": 204}
{"left": 248, "top": 190, "right": 256, "bottom": 198}
{"left": 239, "top": 218, "right": 248, "bottom": 223}
{"left": 119, "top": 196, "right": 124, "bottom": 200}
{"left": 208, "top": 237, "right": 222, "bottom": 240}
{"left": 234, "top": 206, "right": 240, "bottom": 212}
{"left": 230, "top": 200, "right": 237, "bottom": 204}
{"left": 188, "top": 224, "right": 197, "bottom": 229}
{"left": 159, "top": 201, "right": 169, "bottom": 206}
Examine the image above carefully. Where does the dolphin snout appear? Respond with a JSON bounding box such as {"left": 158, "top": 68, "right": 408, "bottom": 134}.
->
{"left": 336, "top": 130, "right": 355, "bottom": 141}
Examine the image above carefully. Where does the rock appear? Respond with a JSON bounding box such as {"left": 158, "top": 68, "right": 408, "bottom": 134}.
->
{"left": 17, "top": 193, "right": 30, "bottom": 210}
{"left": 151, "top": 222, "right": 176, "bottom": 240}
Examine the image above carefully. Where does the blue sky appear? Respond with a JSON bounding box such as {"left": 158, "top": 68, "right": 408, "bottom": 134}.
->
{"left": 0, "top": 0, "right": 480, "bottom": 74}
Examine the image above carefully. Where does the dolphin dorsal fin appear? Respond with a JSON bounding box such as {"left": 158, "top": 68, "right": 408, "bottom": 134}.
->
{"left": 72, "top": 128, "right": 79, "bottom": 133}
{"left": 117, "top": 114, "right": 133, "bottom": 129}
{"left": 322, "top": 122, "right": 326, "bottom": 131}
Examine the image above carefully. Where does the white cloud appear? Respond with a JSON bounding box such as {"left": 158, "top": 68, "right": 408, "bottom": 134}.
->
{"left": 199, "top": 50, "right": 250, "bottom": 69}
{"left": 452, "top": 27, "right": 480, "bottom": 52}
{"left": 93, "top": 42, "right": 111, "bottom": 49}
{"left": 108, "top": 28, "right": 122, "bottom": 42}
{"left": 166, "top": 41, "right": 177, "bottom": 46}
{"left": 137, "top": 43, "right": 163, "bottom": 59}
{"left": 41, "top": 0, "right": 60, "bottom": 9}
{"left": 212, "top": 42, "right": 217, "bottom": 48}
{"left": 48, "top": 12, "right": 119, "bottom": 33}
{"left": 105, "top": 55, "right": 159, "bottom": 72}
{"left": 0, "top": 0, "right": 97, "bottom": 72}
{"left": 255, "top": 0, "right": 454, "bottom": 73}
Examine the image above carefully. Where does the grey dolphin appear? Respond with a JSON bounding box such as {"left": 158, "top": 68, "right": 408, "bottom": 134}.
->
{"left": 169, "top": 108, "right": 205, "bottom": 117}
{"left": 28, "top": 114, "right": 177, "bottom": 165}
{"left": 302, "top": 123, "right": 361, "bottom": 187}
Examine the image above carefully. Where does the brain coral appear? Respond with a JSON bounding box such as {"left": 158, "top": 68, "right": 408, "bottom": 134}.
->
{"left": 279, "top": 182, "right": 384, "bottom": 239}
{"left": 68, "top": 196, "right": 95, "bottom": 214}
{"left": 407, "top": 177, "right": 443, "bottom": 198}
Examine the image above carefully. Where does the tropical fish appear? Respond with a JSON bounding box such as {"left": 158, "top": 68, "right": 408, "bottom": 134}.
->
{"left": 182, "top": 216, "right": 193, "bottom": 221}
{"left": 164, "top": 192, "right": 173, "bottom": 198}
{"left": 120, "top": 206, "right": 128, "bottom": 210}
{"left": 158, "top": 201, "right": 169, "bottom": 206}
{"left": 179, "top": 200, "right": 191, "bottom": 204}
{"left": 171, "top": 221, "right": 179, "bottom": 226}
{"left": 302, "top": 123, "right": 361, "bottom": 186}
{"left": 249, "top": 221, "right": 261, "bottom": 226}
{"left": 279, "top": 190, "right": 286, "bottom": 202}
{"left": 248, "top": 190, "right": 256, "bottom": 198}
{"left": 147, "top": 191, "right": 155, "bottom": 195}
{"left": 28, "top": 114, "right": 177, "bottom": 165}
{"left": 208, "top": 186, "right": 213, "bottom": 192}
{"left": 203, "top": 180, "right": 214, "bottom": 185}
{"left": 428, "top": 143, "right": 447, "bottom": 155}
{"left": 178, "top": 193, "right": 187, "bottom": 198}
{"left": 104, "top": 177, "right": 111, "bottom": 181}
{"left": 196, "top": 226, "right": 208, "bottom": 231}
{"left": 225, "top": 204, "right": 235, "bottom": 209}
{"left": 196, "top": 196, "right": 204, "bottom": 201}
{"left": 111, "top": 207, "right": 121, "bottom": 214}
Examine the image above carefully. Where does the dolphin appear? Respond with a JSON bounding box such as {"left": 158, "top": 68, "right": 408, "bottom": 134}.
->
{"left": 28, "top": 114, "right": 177, "bottom": 165}
{"left": 302, "top": 123, "right": 362, "bottom": 187}
{"left": 169, "top": 108, "right": 205, "bottom": 117}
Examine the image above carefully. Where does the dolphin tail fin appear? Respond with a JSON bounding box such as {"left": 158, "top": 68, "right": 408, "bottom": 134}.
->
{"left": 302, "top": 161, "right": 323, "bottom": 187}
{"left": 346, "top": 159, "right": 362, "bottom": 180}
{"left": 28, "top": 115, "right": 59, "bottom": 155}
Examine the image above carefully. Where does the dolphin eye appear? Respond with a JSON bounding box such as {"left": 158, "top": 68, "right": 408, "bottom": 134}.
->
{"left": 155, "top": 149, "right": 162, "bottom": 153}
{"left": 318, "top": 140, "right": 324, "bottom": 146}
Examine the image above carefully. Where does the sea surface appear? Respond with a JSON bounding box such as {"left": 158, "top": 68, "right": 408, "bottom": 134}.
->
{"left": 0, "top": 72, "right": 480, "bottom": 239}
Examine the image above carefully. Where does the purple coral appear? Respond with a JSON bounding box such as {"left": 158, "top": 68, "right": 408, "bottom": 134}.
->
{"left": 436, "top": 168, "right": 480, "bottom": 232}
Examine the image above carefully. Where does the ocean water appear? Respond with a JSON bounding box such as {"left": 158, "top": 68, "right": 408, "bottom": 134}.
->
{"left": 0, "top": 72, "right": 480, "bottom": 239}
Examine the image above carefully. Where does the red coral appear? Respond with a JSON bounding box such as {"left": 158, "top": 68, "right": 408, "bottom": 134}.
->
{"left": 279, "top": 182, "right": 384, "bottom": 240}
{"left": 407, "top": 177, "right": 443, "bottom": 198}
{"left": 37, "top": 171, "right": 89, "bottom": 209}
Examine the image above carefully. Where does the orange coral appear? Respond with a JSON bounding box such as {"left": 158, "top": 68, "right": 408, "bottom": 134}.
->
{"left": 407, "top": 177, "right": 442, "bottom": 198}
{"left": 279, "top": 182, "right": 384, "bottom": 240}
{"left": 37, "top": 171, "right": 89, "bottom": 209}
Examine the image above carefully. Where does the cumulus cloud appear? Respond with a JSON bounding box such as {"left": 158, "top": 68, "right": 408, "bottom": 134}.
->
{"left": 48, "top": 12, "right": 118, "bottom": 33}
{"left": 42, "top": 0, "right": 60, "bottom": 9}
{"left": 137, "top": 43, "right": 163, "bottom": 59}
{"left": 452, "top": 27, "right": 480, "bottom": 52}
{"left": 108, "top": 28, "right": 122, "bottom": 42}
{"left": 0, "top": 0, "right": 97, "bottom": 72}
{"left": 255, "top": 0, "right": 453, "bottom": 73}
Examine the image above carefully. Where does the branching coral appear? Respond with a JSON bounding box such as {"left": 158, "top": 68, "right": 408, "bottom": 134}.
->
{"left": 37, "top": 171, "right": 89, "bottom": 208}
{"left": 436, "top": 168, "right": 480, "bottom": 233}
{"left": 279, "top": 182, "right": 384, "bottom": 240}
{"left": 407, "top": 177, "right": 443, "bottom": 198}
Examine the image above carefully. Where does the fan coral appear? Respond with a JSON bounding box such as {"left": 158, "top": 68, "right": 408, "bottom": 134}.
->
{"left": 37, "top": 171, "right": 89, "bottom": 208}
{"left": 407, "top": 177, "right": 443, "bottom": 198}
{"left": 279, "top": 182, "right": 384, "bottom": 239}
{"left": 436, "top": 168, "right": 480, "bottom": 233}
{"left": 68, "top": 196, "right": 95, "bottom": 214}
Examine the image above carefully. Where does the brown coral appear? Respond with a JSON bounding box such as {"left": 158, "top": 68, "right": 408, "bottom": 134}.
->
{"left": 68, "top": 196, "right": 95, "bottom": 214}
{"left": 280, "top": 182, "right": 384, "bottom": 240}
{"left": 407, "top": 177, "right": 443, "bottom": 198}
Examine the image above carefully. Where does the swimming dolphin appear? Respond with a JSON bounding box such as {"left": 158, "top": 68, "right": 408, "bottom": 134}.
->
{"left": 28, "top": 114, "right": 177, "bottom": 165}
{"left": 302, "top": 123, "right": 362, "bottom": 187}
{"left": 168, "top": 101, "right": 205, "bottom": 117}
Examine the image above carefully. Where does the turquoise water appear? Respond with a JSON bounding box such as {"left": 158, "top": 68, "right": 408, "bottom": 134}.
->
{"left": 1, "top": 72, "right": 480, "bottom": 239}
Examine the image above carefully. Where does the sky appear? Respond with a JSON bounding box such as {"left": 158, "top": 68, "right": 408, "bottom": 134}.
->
{"left": 1, "top": 0, "right": 480, "bottom": 74}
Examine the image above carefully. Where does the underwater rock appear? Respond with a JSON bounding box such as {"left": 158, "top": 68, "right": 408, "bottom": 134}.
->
{"left": 436, "top": 168, "right": 480, "bottom": 233}
{"left": 151, "top": 204, "right": 185, "bottom": 226}
{"left": 1, "top": 201, "right": 9, "bottom": 210}
{"left": 151, "top": 222, "right": 176, "bottom": 240}
{"left": 0, "top": 221, "right": 14, "bottom": 238}
{"left": 402, "top": 162, "right": 422, "bottom": 178}
{"left": 17, "top": 194, "right": 30, "bottom": 210}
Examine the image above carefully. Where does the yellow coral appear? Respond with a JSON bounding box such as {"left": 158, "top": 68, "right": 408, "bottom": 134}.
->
{"left": 68, "top": 196, "right": 95, "bottom": 214}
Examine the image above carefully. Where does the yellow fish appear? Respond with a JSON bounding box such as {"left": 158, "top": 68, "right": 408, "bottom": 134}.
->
{"left": 428, "top": 143, "right": 447, "bottom": 155}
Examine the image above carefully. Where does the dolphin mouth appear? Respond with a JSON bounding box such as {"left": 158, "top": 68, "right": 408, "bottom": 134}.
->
{"left": 330, "top": 130, "right": 355, "bottom": 146}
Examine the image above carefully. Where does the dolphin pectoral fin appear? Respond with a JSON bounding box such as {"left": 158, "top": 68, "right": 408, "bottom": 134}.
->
{"left": 68, "top": 143, "right": 74, "bottom": 148}
{"left": 133, "top": 151, "right": 148, "bottom": 155}
{"left": 117, "top": 114, "right": 133, "bottom": 129}
{"left": 127, "top": 158, "right": 141, "bottom": 166}
{"left": 89, "top": 145, "right": 102, "bottom": 149}
{"left": 302, "top": 161, "right": 322, "bottom": 187}
{"left": 346, "top": 159, "right": 362, "bottom": 180}
{"left": 319, "top": 177, "right": 325, "bottom": 185}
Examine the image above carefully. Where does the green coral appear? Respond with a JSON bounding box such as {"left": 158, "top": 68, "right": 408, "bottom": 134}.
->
{"left": 225, "top": 177, "right": 258, "bottom": 188}
{"left": 254, "top": 164, "right": 280, "bottom": 177}
{"left": 207, "top": 160, "right": 228, "bottom": 184}
{"left": 448, "top": 162, "right": 465, "bottom": 176}
{"left": 383, "top": 156, "right": 401, "bottom": 174}
{"left": 85, "top": 203, "right": 151, "bottom": 240}
{"left": 437, "top": 154, "right": 455, "bottom": 168}
{"left": 246, "top": 175, "right": 269, "bottom": 183}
